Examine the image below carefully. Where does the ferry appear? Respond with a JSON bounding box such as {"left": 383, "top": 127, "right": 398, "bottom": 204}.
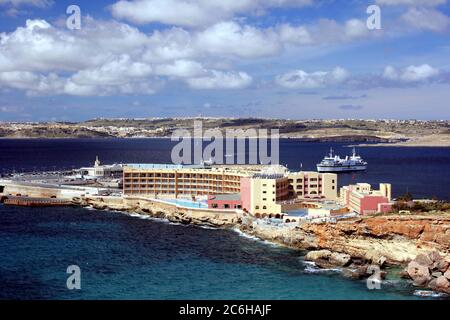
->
{"left": 317, "top": 148, "right": 368, "bottom": 173}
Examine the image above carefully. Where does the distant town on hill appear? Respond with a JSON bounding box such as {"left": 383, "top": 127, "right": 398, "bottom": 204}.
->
{"left": 0, "top": 118, "right": 449, "bottom": 147}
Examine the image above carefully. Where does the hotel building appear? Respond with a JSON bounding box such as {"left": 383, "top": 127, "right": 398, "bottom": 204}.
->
{"left": 123, "top": 164, "right": 256, "bottom": 197}
{"left": 287, "top": 171, "right": 337, "bottom": 200}
{"left": 339, "top": 183, "right": 392, "bottom": 215}
{"left": 123, "top": 164, "right": 338, "bottom": 216}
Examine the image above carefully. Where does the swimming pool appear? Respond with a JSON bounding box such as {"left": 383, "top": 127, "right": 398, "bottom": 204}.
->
{"left": 162, "top": 198, "right": 208, "bottom": 209}
{"left": 285, "top": 209, "right": 308, "bottom": 217}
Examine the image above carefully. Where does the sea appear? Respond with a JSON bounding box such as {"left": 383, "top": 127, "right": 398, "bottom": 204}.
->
{"left": 0, "top": 139, "right": 449, "bottom": 300}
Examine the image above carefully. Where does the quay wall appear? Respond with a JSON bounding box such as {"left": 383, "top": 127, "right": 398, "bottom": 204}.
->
{"left": 0, "top": 181, "right": 102, "bottom": 201}
{"left": 1, "top": 182, "right": 62, "bottom": 199}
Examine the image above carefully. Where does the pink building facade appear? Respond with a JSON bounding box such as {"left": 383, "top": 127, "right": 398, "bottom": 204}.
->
{"left": 359, "top": 195, "right": 390, "bottom": 215}
{"left": 207, "top": 194, "right": 242, "bottom": 210}
{"left": 340, "top": 183, "right": 393, "bottom": 215}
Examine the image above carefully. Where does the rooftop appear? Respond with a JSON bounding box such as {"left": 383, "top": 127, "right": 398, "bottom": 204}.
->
{"left": 209, "top": 194, "right": 241, "bottom": 201}
{"left": 252, "top": 173, "right": 286, "bottom": 180}
{"left": 125, "top": 163, "right": 205, "bottom": 170}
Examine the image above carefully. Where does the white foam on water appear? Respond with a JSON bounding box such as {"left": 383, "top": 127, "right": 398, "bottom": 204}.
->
{"left": 303, "top": 264, "right": 342, "bottom": 274}
{"left": 304, "top": 266, "right": 322, "bottom": 274}
{"left": 413, "top": 290, "right": 448, "bottom": 298}
{"left": 128, "top": 213, "right": 152, "bottom": 220}
{"left": 231, "top": 228, "right": 283, "bottom": 248}
{"left": 198, "top": 225, "right": 219, "bottom": 230}
{"left": 301, "top": 260, "right": 316, "bottom": 267}
{"left": 123, "top": 211, "right": 218, "bottom": 230}
{"left": 232, "top": 228, "right": 262, "bottom": 242}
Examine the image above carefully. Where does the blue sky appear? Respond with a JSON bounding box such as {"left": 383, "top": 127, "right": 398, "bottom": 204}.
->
{"left": 0, "top": 0, "right": 449, "bottom": 121}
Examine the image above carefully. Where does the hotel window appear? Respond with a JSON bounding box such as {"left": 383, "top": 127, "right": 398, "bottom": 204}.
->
{"left": 263, "top": 198, "right": 267, "bottom": 201}
{"left": 255, "top": 206, "right": 260, "bottom": 210}
{"left": 263, "top": 206, "right": 267, "bottom": 210}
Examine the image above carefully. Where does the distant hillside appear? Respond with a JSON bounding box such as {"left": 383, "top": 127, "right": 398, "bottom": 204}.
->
{"left": 0, "top": 118, "right": 449, "bottom": 146}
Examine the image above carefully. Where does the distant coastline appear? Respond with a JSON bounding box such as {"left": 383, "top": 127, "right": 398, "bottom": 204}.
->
{"left": 0, "top": 118, "right": 448, "bottom": 147}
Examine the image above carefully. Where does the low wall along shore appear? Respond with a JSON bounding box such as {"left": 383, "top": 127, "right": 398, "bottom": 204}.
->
{"left": 79, "top": 195, "right": 240, "bottom": 228}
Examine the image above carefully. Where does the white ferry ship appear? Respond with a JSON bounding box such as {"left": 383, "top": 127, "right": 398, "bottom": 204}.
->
{"left": 317, "top": 148, "right": 368, "bottom": 173}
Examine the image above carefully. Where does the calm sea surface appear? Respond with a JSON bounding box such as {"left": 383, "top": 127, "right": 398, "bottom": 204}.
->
{"left": 0, "top": 139, "right": 449, "bottom": 300}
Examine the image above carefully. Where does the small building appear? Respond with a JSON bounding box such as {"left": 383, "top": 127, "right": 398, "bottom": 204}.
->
{"left": 207, "top": 194, "right": 242, "bottom": 210}
{"left": 339, "top": 183, "right": 392, "bottom": 215}
{"left": 78, "top": 156, "right": 123, "bottom": 179}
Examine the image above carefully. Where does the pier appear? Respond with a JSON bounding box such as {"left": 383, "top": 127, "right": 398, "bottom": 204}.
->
{"left": 1, "top": 196, "right": 74, "bottom": 207}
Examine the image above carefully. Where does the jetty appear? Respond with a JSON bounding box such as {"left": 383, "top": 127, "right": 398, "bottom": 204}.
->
{"left": 2, "top": 196, "right": 74, "bottom": 207}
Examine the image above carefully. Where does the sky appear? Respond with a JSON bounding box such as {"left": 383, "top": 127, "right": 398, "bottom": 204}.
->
{"left": 0, "top": 0, "right": 449, "bottom": 122}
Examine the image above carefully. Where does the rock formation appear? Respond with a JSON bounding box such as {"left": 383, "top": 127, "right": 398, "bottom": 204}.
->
{"left": 405, "top": 251, "right": 450, "bottom": 294}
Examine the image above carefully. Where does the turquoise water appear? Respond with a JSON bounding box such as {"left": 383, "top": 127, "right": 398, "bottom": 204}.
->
{"left": 0, "top": 205, "right": 439, "bottom": 300}
{"left": 162, "top": 199, "right": 208, "bottom": 209}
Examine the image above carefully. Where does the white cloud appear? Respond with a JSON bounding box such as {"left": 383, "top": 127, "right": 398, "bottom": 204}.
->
{"left": 0, "top": 0, "right": 52, "bottom": 7}
{"left": 71, "top": 55, "right": 152, "bottom": 86}
{"left": 345, "top": 19, "right": 370, "bottom": 38}
{"left": 277, "top": 24, "right": 312, "bottom": 45}
{"left": 376, "top": 0, "right": 447, "bottom": 6}
{"left": 1, "top": 12, "right": 444, "bottom": 97}
{"left": 195, "top": 21, "right": 281, "bottom": 58}
{"left": 383, "top": 66, "right": 399, "bottom": 81}
{"left": 0, "top": 71, "right": 65, "bottom": 95}
{"left": 383, "top": 64, "right": 440, "bottom": 82}
{"left": 187, "top": 70, "right": 252, "bottom": 89}
{"left": 0, "top": 19, "right": 262, "bottom": 95}
{"left": 154, "top": 59, "right": 205, "bottom": 78}
{"left": 0, "top": 18, "right": 149, "bottom": 73}
{"left": 143, "top": 27, "right": 197, "bottom": 63}
{"left": 276, "top": 65, "right": 445, "bottom": 90}
{"left": 111, "top": 0, "right": 313, "bottom": 27}
{"left": 276, "top": 67, "right": 349, "bottom": 89}
{"left": 401, "top": 7, "right": 450, "bottom": 32}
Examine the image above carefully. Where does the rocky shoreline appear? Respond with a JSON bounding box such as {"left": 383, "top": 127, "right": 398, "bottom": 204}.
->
{"left": 79, "top": 196, "right": 450, "bottom": 296}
